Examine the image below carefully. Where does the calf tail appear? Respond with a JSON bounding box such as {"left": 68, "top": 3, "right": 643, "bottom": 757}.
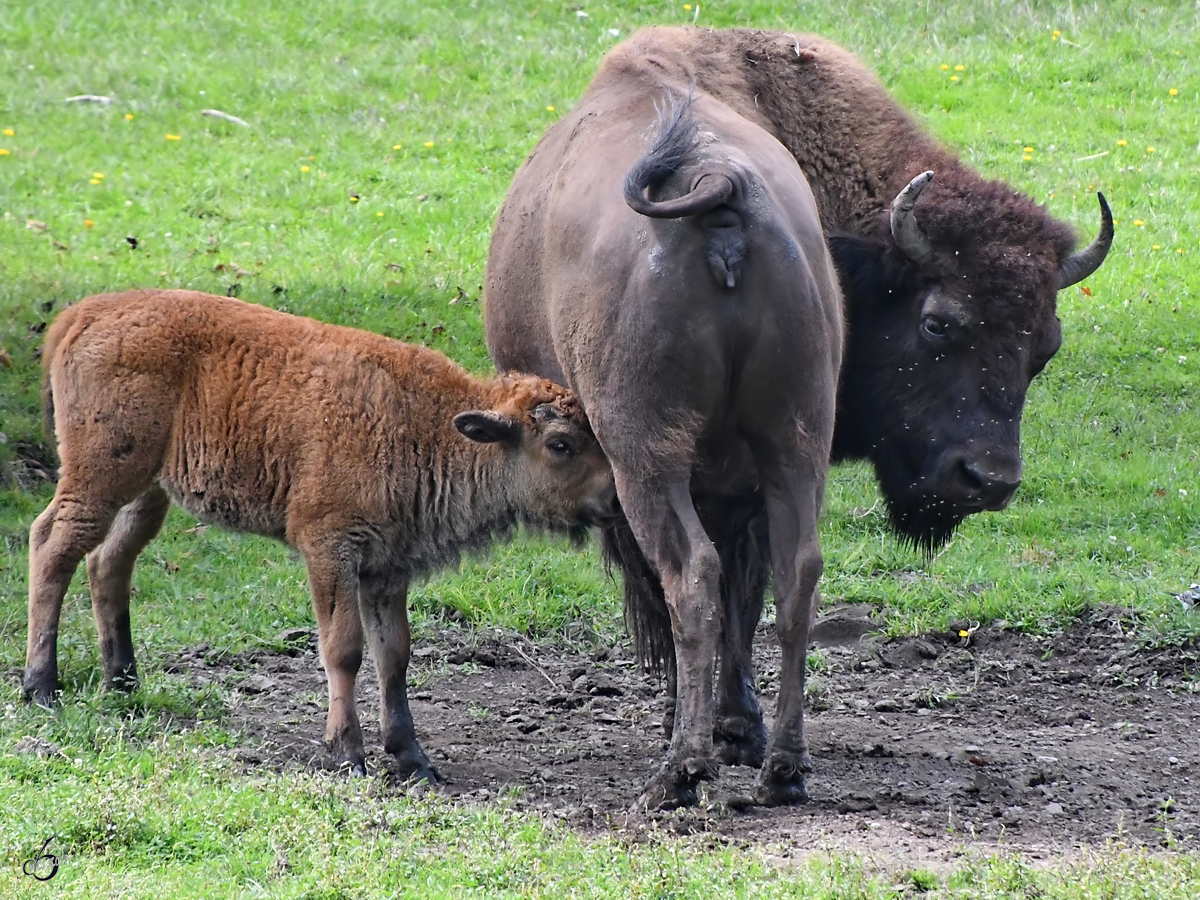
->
{"left": 39, "top": 303, "right": 77, "bottom": 446}
{"left": 623, "top": 94, "right": 735, "bottom": 221}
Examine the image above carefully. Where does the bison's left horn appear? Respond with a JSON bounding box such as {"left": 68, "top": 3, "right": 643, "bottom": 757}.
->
{"left": 890, "top": 171, "right": 936, "bottom": 265}
{"left": 1056, "top": 192, "right": 1114, "bottom": 290}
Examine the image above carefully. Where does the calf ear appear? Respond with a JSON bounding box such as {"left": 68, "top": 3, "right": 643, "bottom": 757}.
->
{"left": 453, "top": 411, "right": 523, "bottom": 445}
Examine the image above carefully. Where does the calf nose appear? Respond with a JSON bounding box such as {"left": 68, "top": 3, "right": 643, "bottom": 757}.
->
{"left": 961, "top": 459, "right": 1021, "bottom": 510}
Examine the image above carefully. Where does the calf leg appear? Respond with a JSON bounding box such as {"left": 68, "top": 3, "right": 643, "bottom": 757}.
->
{"left": 301, "top": 547, "right": 366, "bottom": 774}
{"left": 85, "top": 486, "right": 172, "bottom": 692}
{"left": 751, "top": 454, "right": 825, "bottom": 806}
{"left": 625, "top": 476, "right": 722, "bottom": 811}
{"left": 357, "top": 569, "right": 438, "bottom": 784}
{"left": 26, "top": 486, "right": 123, "bottom": 706}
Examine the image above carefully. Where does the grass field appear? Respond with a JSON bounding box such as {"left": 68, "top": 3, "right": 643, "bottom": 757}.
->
{"left": 2, "top": 0, "right": 1198, "bottom": 895}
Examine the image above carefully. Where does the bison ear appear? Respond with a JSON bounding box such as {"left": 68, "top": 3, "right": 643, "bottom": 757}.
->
{"left": 826, "top": 233, "right": 909, "bottom": 303}
{"left": 453, "top": 411, "right": 522, "bottom": 445}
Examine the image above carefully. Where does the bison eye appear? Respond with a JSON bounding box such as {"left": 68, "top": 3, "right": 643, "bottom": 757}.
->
{"left": 546, "top": 439, "right": 575, "bottom": 458}
{"left": 921, "top": 314, "right": 951, "bottom": 341}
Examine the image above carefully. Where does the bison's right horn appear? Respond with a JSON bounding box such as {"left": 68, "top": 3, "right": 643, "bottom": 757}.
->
{"left": 1056, "top": 192, "right": 1114, "bottom": 289}
{"left": 890, "top": 170, "right": 936, "bottom": 265}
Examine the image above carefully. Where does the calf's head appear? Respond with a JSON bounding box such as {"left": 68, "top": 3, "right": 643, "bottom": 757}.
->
{"left": 830, "top": 171, "right": 1112, "bottom": 550}
{"left": 453, "top": 377, "right": 616, "bottom": 531}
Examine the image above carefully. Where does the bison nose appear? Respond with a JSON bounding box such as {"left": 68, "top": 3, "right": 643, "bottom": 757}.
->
{"left": 960, "top": 459, "right": 1021, "bottom": 510}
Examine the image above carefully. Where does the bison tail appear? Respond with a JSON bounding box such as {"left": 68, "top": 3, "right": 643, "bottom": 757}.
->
{"left": 602, "top": 491, "right": 772, "bottom": 681}
{"left": 623, "top": 93, "right": 735, "bottom": 220}
{"left": 600, "top": 513, "right": 676, "bottom": 677}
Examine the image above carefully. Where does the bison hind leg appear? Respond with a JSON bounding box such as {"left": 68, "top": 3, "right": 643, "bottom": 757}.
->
{"left": 85, "top": 485, "right": 172, "bottom": 693}
{"left": 25, "top": 490, "right": 126, "bottom": 705}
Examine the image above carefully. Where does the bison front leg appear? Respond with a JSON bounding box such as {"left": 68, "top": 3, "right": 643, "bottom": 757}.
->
{"left": 302, "top": 547, "right": 367, "bottom": 775}
{"left": 357, "top": 568, "right": 439, "bottom": 785}
{"left": 750, "top": 456, "right": 825, "bottom": 806}
{"left": 624, "top": 477, "right": 722, "bottom": 811}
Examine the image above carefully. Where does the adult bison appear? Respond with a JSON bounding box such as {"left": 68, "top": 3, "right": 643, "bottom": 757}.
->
{"left": 485, "top": 27, "right": 1112, "bottom": 809}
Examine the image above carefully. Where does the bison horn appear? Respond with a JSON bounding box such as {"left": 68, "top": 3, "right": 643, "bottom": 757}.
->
{"left": 890, "top": 171, "right": 936, "bottom": 265}
{"left": 1056, "top": 192, "right": 1114, "bottom": 290}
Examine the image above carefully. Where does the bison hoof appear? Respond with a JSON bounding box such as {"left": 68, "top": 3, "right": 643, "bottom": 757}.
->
{"left": 714, "top": 715, "right": 768, "bottom": 768}
{"left": 633, "top": 755, "right": 718, "bottom": 812}
{"left": 752, "top": 751, "right": 813, "bottom": 807}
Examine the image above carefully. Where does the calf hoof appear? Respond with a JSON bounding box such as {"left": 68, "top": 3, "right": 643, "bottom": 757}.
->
{"left": 104, "top": 663, "right": 140, "bottom": 694}
{"left": 327, "top": 739, "right": 368, "bottom": 777}
{"left": 752, "top": 751, "right": 813, "bottom": 807}
{"left": 633, "top": 755, "right": 718, "bottom": 812}
{"left": 22, "top": 670, "right": 60, "bottom": 709}
{"left": 394, "top": 748, "right": 441, "bottom": 787}
{"left": 714, "top": 715, "right": 768, "bottom": 768}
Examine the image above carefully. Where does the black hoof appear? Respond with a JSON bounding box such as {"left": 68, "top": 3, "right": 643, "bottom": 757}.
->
{"left": 714, "top": 715, "right": 768, "bottom": 768}
{"left": 634, "top": 755, "right": 718, "bottom": 811}
{"left": 22, "top": 671, "right": 59, "bottom": 709}
{"left": 104, "top": 665, "right": 140, "bottom": 694}
{"left": 752, "top": 751, "right": 813, "bottom": 807}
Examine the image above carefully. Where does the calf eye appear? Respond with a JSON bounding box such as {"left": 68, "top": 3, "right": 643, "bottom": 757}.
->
{"left": 546, "top": 439, "right": 575, "bottom": 458}
{"left": 921, "top": 314, "right": 951, "bottom": 341}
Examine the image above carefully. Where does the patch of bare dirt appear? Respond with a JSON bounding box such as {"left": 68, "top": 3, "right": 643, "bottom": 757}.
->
{"left": 173, "top": 608, "right": 1199, "bottom": 857}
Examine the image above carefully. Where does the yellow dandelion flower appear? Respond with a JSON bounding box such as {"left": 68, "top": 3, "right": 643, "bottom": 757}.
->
{"left": 90, "top": 178, "right": 100, "bottom": 185}
{"left": 1023, "top": 146, "right": 1034, "bottom": 153}
{"left": 1117, "top": 140, "right": 1127, "bottom": 146}
{"left": 350, "top": 195, "right": 359, "bottom": 202}
{"left": 0, "top": 148, "right": 10, "bottom": 156}
{"left": 1153, "top": 244, "right": 1161, "bottom": 250}
{"left": 300, "top": 165, "right": 310, "bottom": 172}
{"left": 124, "top": 113, "right": 133, "bottom": 121}
{"left": 1170, "top": 88, "right": 1179, "bottom": 96}
{"left": 940, "top": 64, "right": 949, "bottom": 70}
{"left": 1052, "top": 30, "right": 1061, "bottom": 40}
{"left": 93, "top": 172, "right": 104, "bottom": 178}
{"left": 84, "top": 219, "right": 94, "bottom": 227}
{"left": 950, "top": 75, "right": 959, "bottom": 82}
{"left": 1133, "top": 219, "right": 1145, "bottom": 226}
{"left": 2, "top": 128, "right": 13, "bottom": 136}
{"left": 393, "top": 143, "right": 403, "bottom": 149}
{"left": 165, "top": 134, "right": 182, "bottom": 141}
{"left": 546, "top": 105, "right": 555, "bottom": 112}
{"left": 955, "top": 65, "right": 965, "bottom": 71}
{"left": 1177, "top": 248, "right": 1184, "bottom": 254}
{"left": 376, "top": 211, "right": 384, "bottom": 217}
{"left": 424, "top": 141, "right": 434, "bottom": 147}
{"left": 958, "top": 630, "right": 970, "bottom": 638}
{"left": 684, "top": 3, "right": 692, "bottom": 8}
{"left": 1146, "top": 146, "right": 1155, "bottom": 153}
{"left": 1023, "top": 155, "right": 1032, "bottom": 161}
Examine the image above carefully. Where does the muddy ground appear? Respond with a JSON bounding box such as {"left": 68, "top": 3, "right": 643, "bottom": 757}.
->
{"left": 170, "top": 606, "right": 1198, "bottom": 864}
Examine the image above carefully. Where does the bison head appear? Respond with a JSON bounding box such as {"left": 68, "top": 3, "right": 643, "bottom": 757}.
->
{"left": 829, "top": 171, "right": 1112, "bottom": 550}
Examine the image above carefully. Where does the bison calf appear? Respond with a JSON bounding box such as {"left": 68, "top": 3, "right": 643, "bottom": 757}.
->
{"left": 25, "top": 289, "right": 615, "bottom": 781}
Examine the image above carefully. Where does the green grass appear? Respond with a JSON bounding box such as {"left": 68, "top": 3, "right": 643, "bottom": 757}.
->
{"left": 2, "top": 0, "right": 1199, "bottom": 894}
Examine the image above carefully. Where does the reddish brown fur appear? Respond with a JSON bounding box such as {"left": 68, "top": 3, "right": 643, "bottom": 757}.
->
{"left": 26, "top": 289, "right": 614, "bottom": 780}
